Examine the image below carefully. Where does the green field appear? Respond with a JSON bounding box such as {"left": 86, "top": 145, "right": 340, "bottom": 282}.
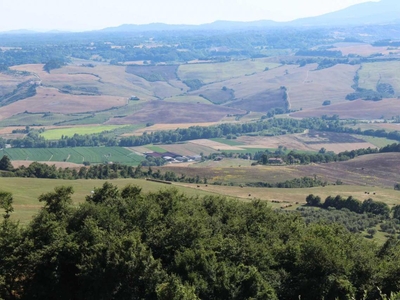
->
{"left": 40, "top": 125, "right": 128, "bottom": 140}
{"left": 1, "top": 147, "right": 144, "bottom": 165}
{"left": 145, "top": 145, "right": 168, "bottom": 153}
{"left": 210, "top": 138, "right": 245, "bottom": 146}
{"left": 353, "top": 134, "right": 398, "bottom": 148}
{"left": 178, "top": 59, "right": 281, "bottom": 83}
{"left": 358, "top": 61, "right": 400, "bottom": 96}
{"left": 0, "top": 177, "right": 218, "bottom": 224}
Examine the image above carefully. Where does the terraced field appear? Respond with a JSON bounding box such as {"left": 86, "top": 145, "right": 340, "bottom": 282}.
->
{"left": 1, "top": 147, "right": 144, "bottom": 165}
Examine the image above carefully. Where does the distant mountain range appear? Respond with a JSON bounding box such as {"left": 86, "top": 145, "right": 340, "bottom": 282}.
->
{"left": 2, "top": 0, "right": 400, "bottom": 34}
{"left": 100, "top": 0, "right": 400, "bottom": 32}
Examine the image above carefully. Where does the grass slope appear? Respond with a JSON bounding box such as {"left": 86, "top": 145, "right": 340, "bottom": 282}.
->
{"left": 0, "top": 177, "right": 217, "bottom": 224}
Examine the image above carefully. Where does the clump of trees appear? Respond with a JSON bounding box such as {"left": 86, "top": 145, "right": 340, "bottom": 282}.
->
{"left": 2, "top": 183, "right": 400, "bottom": 299}
{"left": 306, "top": 194, "right": 390, "bottom": 218}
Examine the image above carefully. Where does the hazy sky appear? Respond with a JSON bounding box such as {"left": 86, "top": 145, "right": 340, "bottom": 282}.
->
{"left": 0, "top": 0, "right": 379, "bottom": 32}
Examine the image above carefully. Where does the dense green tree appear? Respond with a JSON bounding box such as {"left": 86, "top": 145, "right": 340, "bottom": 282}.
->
{"left": 0, "top": 156, "right": 13, "bottom": 171}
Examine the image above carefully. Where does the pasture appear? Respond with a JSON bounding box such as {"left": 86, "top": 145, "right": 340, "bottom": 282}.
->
{"left": 178, "top": 182, "right": 400, "bottom": 208}
{"left": 1, "top": 147, "right": 144, "bottom": 165}
{"left": 178, "top": 59, "right": 281, "bottom": 83}
{"left": 0, "top": 177, "right": 218, "bottom": 224}
{"left": 352, "top": 135, "right": 398, "bottom": 148}
{"left": 191, "top": 63, "right": 358, "bottom": 111}
{"left": 358, "top": 61, "right": 400, "bottom": 96}
{"left": 40, "top": 125, "right": 128, "bottom": 140}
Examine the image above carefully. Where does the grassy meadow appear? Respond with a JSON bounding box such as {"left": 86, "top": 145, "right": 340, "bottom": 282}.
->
{"left": 0, "top": 177, "right": 219, "bottom": 224}
{"left": 358, "top": 61, "right": 400, "bottom": 96}
{"left": 3, "top": 175, "right": 400, "bottom": 225}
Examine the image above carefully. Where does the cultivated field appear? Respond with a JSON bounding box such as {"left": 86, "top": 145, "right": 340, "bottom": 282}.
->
{"left": 0, "top": 86, "right": 127, "bottom": 121}
{"left": 124, "top": 122, "right": 221, "bottom": 137}
{"left": 1, "top": 147, "right": 144, "bottom": 165}
{"left": 292, "top": 99, "right": 400, "bottom": 119}
{"left": 189, "top": 139, "right": 245, "bottom": 151}
{"left": 10, "top": 64, "right": 159, "bottom": 100}
{"left": 40, "top": 125, "right": 127, "bottom": 139}
{"left": 331, "top": 43, "right": 400, "bottom": 56}
{"left": 178, "top": 59, "right": 281, "bottom": 83}
{"left": 106, "top": 101, "right": 245, "bottom": 125}
{"left": 160, "top": 152, "right": 400, "bottom": 189}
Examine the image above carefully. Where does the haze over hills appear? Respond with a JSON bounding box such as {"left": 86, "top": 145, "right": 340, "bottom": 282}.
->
{"left": 100, "top": 0, "right": 400, "bottom": 32}
{"left": 291, "top": 0, "right": 400, "bottom": 26}
{"left": 2, "top": 0, "right": 399, "bottom": 34}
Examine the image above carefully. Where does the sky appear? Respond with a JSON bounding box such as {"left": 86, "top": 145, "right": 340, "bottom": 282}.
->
{"left": 0, "top": 0, "right": 379, "bottom": 32}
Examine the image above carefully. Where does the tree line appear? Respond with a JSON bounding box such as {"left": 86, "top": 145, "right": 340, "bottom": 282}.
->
{"left": 1, "top": 155, "right": 333, "bottom": 188}
{"left": 306, "top": 194, "right": 391, "bottom": 218}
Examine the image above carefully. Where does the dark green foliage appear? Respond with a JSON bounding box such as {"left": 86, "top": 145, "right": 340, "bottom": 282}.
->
{"left": 0, "top": 156, "right": 13, "bottom": 171}
{"left": 182, "top": 79, "right": 204, "bottom": 91}
{"left": 377, "top": 83, "right": 395, "bottom": 97}
{"left": 43, "top": 59, "right": 66, "bottom": 73}
{"left": 306, "top": 194, "right": 321, "bottom": 206}
{"left": 309, "top": 194, "right": 389, "bottom": 218}
{"left": 392, "top": 205, "right": 400, "bottom": 220}
{"left": 362, "top": 198, "right": 390, "bottom": 218}
{"left": 0, "top": 81, "right": 37, "bottom": 107}
{"left": 323, "top": 100, "right": 331, "bottom": 106}
{"left": 346, "top": 88, "right": 383, "bottom": 101}
{"left": 296, "top": 207, "right": 381, "bottom": 233}
{"left": 0, "top": 192, "right": 13, "bottom": 218}
{"left": 2, "top": 184, "right": 400, "bottom": 298}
